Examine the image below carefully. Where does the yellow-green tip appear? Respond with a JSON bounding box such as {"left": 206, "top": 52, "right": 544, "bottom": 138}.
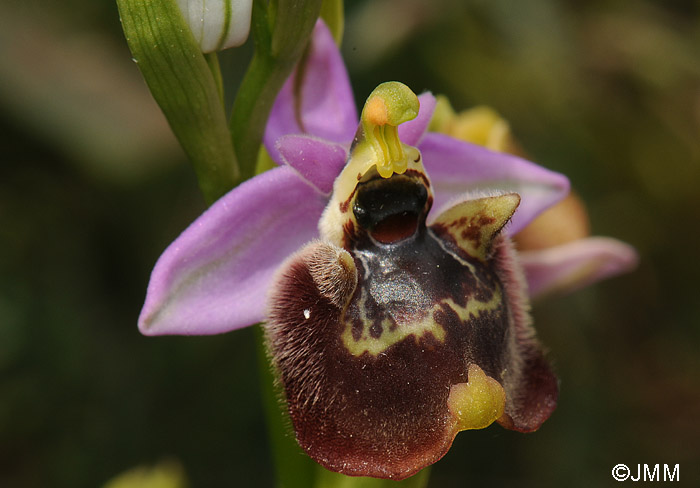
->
{"left": 447, "top": 364, "right": 506, "bottom": 432}
{"left": 360, "top": 82, "right": 419, "bottom": 178}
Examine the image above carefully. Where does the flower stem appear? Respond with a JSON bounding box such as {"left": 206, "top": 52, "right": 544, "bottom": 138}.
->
{"left": 205, "top": 52, "right": 225, "bottom": 106}
{"left": 230, "top": 52, "right": 288, "bottom": 182}
{"left": 230, "top": 0, "right": 322, "bottom": 181}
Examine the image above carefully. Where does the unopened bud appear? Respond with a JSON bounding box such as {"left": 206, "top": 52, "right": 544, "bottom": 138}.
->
{"left": 176, "top": 0, "right": 252, "bottom": 53}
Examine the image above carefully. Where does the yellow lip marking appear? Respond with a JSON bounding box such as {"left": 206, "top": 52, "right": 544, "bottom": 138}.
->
{"left": 447, "top": 363, "right": 506, "bottom": 431}
{"left": 341, "top": 286, "right": 503, "bottom": 357}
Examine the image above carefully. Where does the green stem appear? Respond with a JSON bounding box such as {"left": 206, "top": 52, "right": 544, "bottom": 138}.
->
{"left": 230, "top": 0, "right": 323, "bottom": 181}
{"left": 205, "top": 52, "right": 225, "bottom": 106}
{"left": 230, "top": 52, "right": 290, "bottom": 181}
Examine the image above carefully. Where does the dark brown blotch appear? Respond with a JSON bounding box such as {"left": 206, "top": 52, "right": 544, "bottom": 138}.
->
{"left": 459, "top": 214, "right": 497, "bottom": 249}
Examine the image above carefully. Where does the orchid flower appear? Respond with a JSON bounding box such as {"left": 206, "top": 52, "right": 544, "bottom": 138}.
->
{"left": 139, "top": 20, "right": 635, "bottom": 336}
{"left": 139, "top": 21, "right": 575, "bottom": 336}
{"left": 137, "top": 20, "right": 636, "bottom": 480}
{"left": 265, "top": 81, "right": 558, "bottom": 479}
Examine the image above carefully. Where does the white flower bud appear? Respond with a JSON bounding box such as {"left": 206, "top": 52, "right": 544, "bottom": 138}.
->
{"left": 176, "top": 0, "right": 253, "bottom": 53}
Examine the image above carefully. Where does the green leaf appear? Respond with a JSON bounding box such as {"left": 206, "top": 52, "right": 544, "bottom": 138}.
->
{"left": 116, "top": 0, "right": 239, "bottom": 204}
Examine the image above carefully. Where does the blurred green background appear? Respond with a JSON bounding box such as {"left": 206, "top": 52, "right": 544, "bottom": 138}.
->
{"left": 1, "top": 0, "right": 699, "bottom": 486}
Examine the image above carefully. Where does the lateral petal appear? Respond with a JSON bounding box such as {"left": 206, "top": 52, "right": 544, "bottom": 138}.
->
{"left": 277, "top": 135, "right": 348, "bottom": 195}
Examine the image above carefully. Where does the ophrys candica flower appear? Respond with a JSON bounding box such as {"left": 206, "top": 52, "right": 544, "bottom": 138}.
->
{"left": 265, "top": 82, "right": 558, "bottom": 479}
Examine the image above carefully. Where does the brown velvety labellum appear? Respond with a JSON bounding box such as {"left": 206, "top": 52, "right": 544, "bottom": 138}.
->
{"left": 266, "top": 173, "right": 558, "bottom": 479}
